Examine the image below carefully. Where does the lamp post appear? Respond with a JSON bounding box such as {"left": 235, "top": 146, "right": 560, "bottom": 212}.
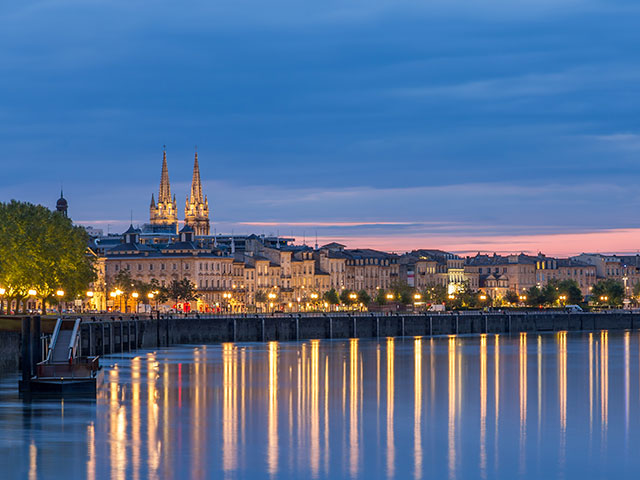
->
{"left": 349, "top": 292, "right": 358, "bottom": 310}
{"left": 56, "top": 289, "right": 64, "bottom": 314}
{"left": 148, "top": 292, "right": 154, "bottom": 313}
{"left": 268, "top": 292, "right": 276, "bottom": 313}
{"left": 28, "top": 289, "right": 37, "bottom": 313}
{"left": 86, "top": 291, "right": 94, "bottom": 313}
{"left": 132, "top": 292, "right": 139, "bottom": 313}
{"left": 559, "top": 294, "right": 567, "bottom": 306}
{"left": 115, "top": 289, "right": 123, "bottom": 312}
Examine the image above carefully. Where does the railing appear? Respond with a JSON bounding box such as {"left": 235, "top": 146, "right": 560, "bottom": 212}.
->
{"left": 68, "top": 319, "right": 81, "bottom": 361}
{"left": 44, "top": 318, "right": 63, "bottom": 363}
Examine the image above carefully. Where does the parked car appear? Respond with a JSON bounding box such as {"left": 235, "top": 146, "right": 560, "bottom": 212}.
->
{"left": 564, "top": 305, "right": 583, "bottom": 312}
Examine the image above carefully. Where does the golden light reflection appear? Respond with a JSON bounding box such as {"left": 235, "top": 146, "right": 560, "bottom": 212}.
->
{"left": 600, "top": 330, "right": 608, "bottom": 439}
{"left": 519, "top": 332, "right": 527, "bottom": 474}
{"left": 29, "top": 440, "right": 37, "bottom": 480}
{"left": 589, "top": 333, "right": 593, "bottom": 436}
{"left": 557, "top": 331, "right": 567, "bottom": 469}
{"left": 537, "top": 335, "right": 542, "bottom": 442}
{"left": 268, "top": 342, "right": 279, "bottom": 476}
{"left": 414, "top": 337, "right": 423, "bottom": 480}
{"left": 311, "top": 340, "right": 321, "bottom": 477}
{"left": 448, "top": 336, "right": 456, "bottom": 480}
{"left": 349, "top": 338, "right": 360, "bottom": 478}
{"left": 624, "top": 331, "right": 630, "bottom": 444}
{"left": 109, "top": 366, "right": 127, "bottom": 480}
{"left": 147, "top": 353, "right": 159, "bottom": 480}
{"left": 87, "top": 422, "right": 95, "bottom": 480}
{"left": 494, "top": 335, "right": 500, "bottom": 471}
{"left": 131, "top": 357, "right": 141, "bottom": 480}
{"left": 223, "top": 343, "right": 238, "bottom": 473}
{"left": 386, "top": 337, "right": 395, "bottom": 479}
{"left": 324, "top": 355, "right": 330, "bottom": 476}
{"left": 479, "top": 335, "right": 487, "bottom": 479}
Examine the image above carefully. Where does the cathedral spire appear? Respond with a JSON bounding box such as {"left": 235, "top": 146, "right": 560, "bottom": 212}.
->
{"left": 184, "top": 149, "right": 210, "bottom": 235}
{"left": 159, "top": 147, "right": 171, "bottom": 203}
{"left": 149, "top": 146, "right": 178, "bottom": 233}
{"left": 189, "top": 151, "right": 203, "bottom": 203}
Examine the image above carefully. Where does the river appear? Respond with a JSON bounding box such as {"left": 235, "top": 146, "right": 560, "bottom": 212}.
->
{"left": 0, "top": 331, "right": 638, "bottom": 479}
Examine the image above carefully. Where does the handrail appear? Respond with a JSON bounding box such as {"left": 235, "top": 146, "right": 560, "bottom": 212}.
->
{"left": 67, "top": 318, "right": 81, "bottom": 361}
{"left": 45, "top": 318, "right": 63, "bottom": 363}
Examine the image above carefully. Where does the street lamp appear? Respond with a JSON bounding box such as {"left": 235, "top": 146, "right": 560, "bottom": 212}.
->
{"left": 56, "top": 289, "right": 64, "bottom": 314}
{"left": 559, "top": 294, "right": 567, "bottom": 306}
{"left": 268, "top": 292, "right": 276, "bottom": 313}
{"left": 132, "top": 292, "right": 139, "bottom": 313}
{"left": 386, "top": 293, "right": 394, "bottom": 301}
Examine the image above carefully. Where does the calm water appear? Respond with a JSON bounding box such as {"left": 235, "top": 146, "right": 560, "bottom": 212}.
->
{"left": 1, "top": 332, "right": 639, "bottom": 479}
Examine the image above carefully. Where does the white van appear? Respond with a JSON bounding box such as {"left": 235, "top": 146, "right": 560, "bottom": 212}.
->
{"left": 564, "top": 305, "right": 583, "bottom": 312}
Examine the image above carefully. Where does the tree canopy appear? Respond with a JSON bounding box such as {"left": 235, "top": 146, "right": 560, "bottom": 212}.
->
{"left": 0, "top": 200, "right": 95, "bottom": 312}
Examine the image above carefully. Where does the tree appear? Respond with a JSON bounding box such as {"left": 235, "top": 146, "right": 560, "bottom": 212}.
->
{"left": 375, "top": 289, "right": 387, "bottom": 305}
{"left": 357, "top": 290, "right": 371, "bottom": 305}
{"left": 340, "top": 289, "right": 355, "bottom": 305}
{"left": 592, "top": 279, "right": 625, "bottom": 306}
{"left": 0, "top": 200, "right": 95, "bottom": 313}
{"left": 525, "top": 286, "right": 545, "bottom": 307}
{"left": 389, "top": 281, "right": 414, "bottom": 304}
{"left": 254, "top": 289, "right": 267, "bottom": 305}
{"left": 323, "top": 288, "right": 339, "bottom": 306}
{"left": 505, "top": 290, "right": 519, "bottom": 305}
{"left": 421, "top": 283, "right": 447, "bottom": 304}
{"left": 166, "top": 278, "right": 199, "bottom": 311}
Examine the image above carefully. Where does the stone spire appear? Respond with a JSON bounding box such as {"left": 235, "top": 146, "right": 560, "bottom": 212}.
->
{"left": 189, "top": 152, "right": 203, "bottom": 204}
{"left": 149, "top": 147, "right": 178, "bottom": 233}
{"left": 158, "top": 149, "right": 171, "bottom": 204}
{"left": 184, "top": 149, "right": 210, "bottom": 236}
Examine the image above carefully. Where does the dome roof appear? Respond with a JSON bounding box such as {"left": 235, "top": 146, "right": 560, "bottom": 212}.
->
{"left": 56, "top": 196, "right": 68, "bottom": 208}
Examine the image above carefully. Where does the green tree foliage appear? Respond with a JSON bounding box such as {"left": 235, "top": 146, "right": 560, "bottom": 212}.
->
{"left": 0, "top": 200, "right": 95, "bottom": 313}
{"left": 421, "top": 283, "right": 447, "bottom": 304}
{"left": 375, "top": 289, "right": 388, "bottom": 305}
{"left": 357, "top": 290, "right": 371, "bottom": 305}
{"left": 505, "top": 290, "right": 519, "bottom": 305}
{"left": 592, "top": 279, "right": 625, "bottom": 306}
{"left": 339, "top": 289, "right": 355, "bottom": 305}
{"left": 389, "top": 281, "right": 414, "bottom": 304}
{"left": 323, "top": 288, "right": 340, "bottom": 305}
{"left": 525, "top": 286, "right": 545, "bottom": 307}
{"left": 166, "top": 278, "right": 199, "bottom": 310}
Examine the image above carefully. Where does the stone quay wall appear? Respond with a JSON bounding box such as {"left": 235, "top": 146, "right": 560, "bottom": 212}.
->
{"left": 2, "top": 311, "right": 639, "bottom": 375}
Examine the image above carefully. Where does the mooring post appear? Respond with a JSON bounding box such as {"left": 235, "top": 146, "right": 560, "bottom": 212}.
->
{"left": 429, "top": 315, "right": 433, "bottom": 337}
{"left": 21, "top": 317, "right": 32, "bottom": 388}
{"left": 484, "top": 314, "right": 488, "bottom": 334}
{"left": 261, "top": 317, "right": 265, "bottom": 342}
{"left": 233, "top": 318, "right": 237, "bottom": 342}
{"left": 30, "top": 316, "right": 41, "bottom": 377}
{"left": 329, "top": 315, "right": 333, "bottom": 339}
{"left": 296, "top": 315, "right": 300, "bottom": 341}
{"left": 401, "top": 316, "right": 405, "bottom": 337}
{"left": 109, "top": 323, "right": 114, "bottom": 354}
{"left": 119, "top": 320, "right": 124, "bottom": 353}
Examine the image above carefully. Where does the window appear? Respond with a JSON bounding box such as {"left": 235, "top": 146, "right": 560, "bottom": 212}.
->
{"left": 173, "top": 264, "right": 177, "bottom": 270}
{"left": 149, "top": 264, "right": 153, "bottom": 271}
{"left": 161, "top": 264, "right": 165, "bottom": 270}
{"left": 138, "top": 264, "right": 142, "bottom": 271}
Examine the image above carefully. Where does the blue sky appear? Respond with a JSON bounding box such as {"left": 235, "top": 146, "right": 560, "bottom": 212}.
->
{"left": 2, "top": 0, "right": 640, "bottom": 254}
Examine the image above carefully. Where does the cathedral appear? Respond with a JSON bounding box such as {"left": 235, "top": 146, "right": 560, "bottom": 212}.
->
{"left": 149, "top": 148, "right": 210, "bottom": 235}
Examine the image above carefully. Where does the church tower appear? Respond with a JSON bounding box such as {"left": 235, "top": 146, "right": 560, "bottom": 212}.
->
{"left": 149, "top": 148, "right": 178, "bottom": 233}
{"left": 184, "top": 151, "right": 210, "bottom": 235}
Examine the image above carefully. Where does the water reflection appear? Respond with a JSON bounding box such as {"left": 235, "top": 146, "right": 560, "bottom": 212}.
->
{"left": 4, "top": 332, "right": 640, "bottom": 479}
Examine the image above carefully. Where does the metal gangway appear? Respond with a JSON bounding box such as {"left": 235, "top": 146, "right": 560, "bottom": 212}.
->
{"left": 36, "top": 318, "right": 99, "bottom": 379}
